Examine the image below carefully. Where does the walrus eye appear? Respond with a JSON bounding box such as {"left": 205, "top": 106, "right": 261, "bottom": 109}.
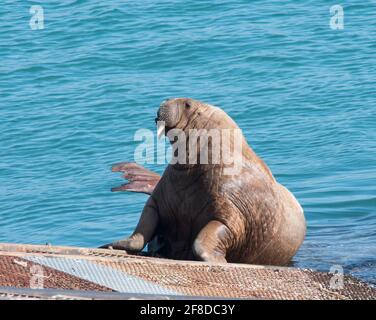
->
{"left": 185, "top": 101, "right": 191, "bottom": 109}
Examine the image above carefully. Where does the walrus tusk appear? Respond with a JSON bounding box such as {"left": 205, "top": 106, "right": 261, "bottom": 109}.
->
{"left": 157, "top": 122, "right": 165, "bottom": 139}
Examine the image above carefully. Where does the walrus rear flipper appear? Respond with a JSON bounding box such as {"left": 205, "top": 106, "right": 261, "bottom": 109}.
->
{"left": 111, "top": 162, "right": 161, "bottom": 195}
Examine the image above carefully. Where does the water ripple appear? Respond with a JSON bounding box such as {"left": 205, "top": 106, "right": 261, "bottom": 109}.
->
{"left": 1, "top": 0, "right": 375, "bottom": 284}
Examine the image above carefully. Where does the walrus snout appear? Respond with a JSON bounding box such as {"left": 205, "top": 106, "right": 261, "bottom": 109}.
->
{"left": 155, "top": 98, "right": 186, "bottom": 138}
{"left": 157, "top": 100, "right": 181, "bottom": 126}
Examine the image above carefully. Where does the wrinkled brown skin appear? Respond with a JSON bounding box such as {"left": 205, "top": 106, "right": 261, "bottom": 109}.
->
{"left": 101, "top": 98, "right": 306, "bottom": 266}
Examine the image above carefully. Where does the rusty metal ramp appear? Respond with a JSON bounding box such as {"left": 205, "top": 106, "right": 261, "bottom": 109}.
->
{"left": 0, "top": 243, "right": 374, "bottom": 300}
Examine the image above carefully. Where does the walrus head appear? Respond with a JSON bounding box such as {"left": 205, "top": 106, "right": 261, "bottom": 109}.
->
{"left": 155, "top": 98, "right": 213, "bottom": 139}
{"left": 155, "top": 98, "right": 246, "bottom": 173}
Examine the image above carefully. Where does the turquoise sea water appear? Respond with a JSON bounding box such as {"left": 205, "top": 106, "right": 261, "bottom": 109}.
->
{"left": 1, "top": 1, "right": 375, "bottom": 284}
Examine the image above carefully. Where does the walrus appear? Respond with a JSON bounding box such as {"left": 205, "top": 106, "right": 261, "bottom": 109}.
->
{"left": 101, "top": 98, "right": 306, "bottom": 265}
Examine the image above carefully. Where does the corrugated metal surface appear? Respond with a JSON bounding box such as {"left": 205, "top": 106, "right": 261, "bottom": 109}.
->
{"left": 95, "top": 258, "right": 376, "bottom": 299}
{"left": 0, "top": 243, "right": 375, "bottom": 300}
{"left": 25, "top": 256, "right": 180, "bottom": 296}
{"left": 0, "top": 255, "right": 113, "bottom": 292}
{"left": 0, "top": 286, "right": 214, "bottom": 300}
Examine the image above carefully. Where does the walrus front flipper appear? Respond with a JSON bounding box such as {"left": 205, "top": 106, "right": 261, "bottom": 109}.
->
{"left": 111, "top": 162, "right": 161, "bottom": 195}
{"left": 100, "top": 197, "right": 159, "bottom": 251}
{"left": 193, "top": 220, "right": 232, "bottom": 264}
